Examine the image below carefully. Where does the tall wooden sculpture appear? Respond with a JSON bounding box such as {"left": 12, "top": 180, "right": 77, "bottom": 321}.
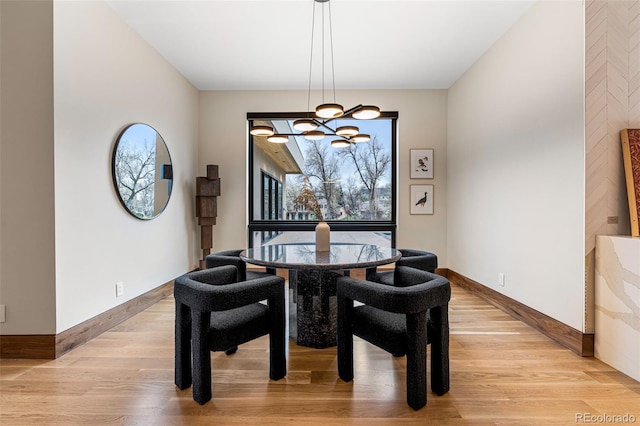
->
{"left": 196, "top": 165, "right": 220, "bottom": 269}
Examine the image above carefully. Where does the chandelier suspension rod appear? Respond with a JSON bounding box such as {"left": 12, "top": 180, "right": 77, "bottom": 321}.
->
{"left": 328, "top": 0, "right": 336, "bottom": 104}
{"left": 321, "top": 2, "right": 325, "bottom": 104}
{"left": 307, "top": 1, "right": 316, "bottom": 118}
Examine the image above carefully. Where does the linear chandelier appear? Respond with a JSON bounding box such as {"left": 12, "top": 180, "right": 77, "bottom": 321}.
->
{"left": 249, "top": 0, "right": 381, "bottom": 148}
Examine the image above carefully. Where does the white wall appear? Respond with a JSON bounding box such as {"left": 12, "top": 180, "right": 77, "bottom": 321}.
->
{"left": 0, "top": 0, "right": 56, "bottom": 334}
{"left": 199, "top": 90, "right": 448, "bottom": 259}
{"left": 52, "top": 1, "right": 199, "bottom": 333}
{"left": 447, "top": 1, "right": 585, "bottom": 330}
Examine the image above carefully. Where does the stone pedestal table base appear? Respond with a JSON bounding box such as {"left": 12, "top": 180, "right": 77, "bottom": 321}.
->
{"left": 288, "top": 269, "right": 343, "bottom": 348}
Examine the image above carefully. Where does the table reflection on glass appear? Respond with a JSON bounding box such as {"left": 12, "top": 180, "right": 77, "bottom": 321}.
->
{"left": 241, "top": 243, "right": 400, "bottom": 348}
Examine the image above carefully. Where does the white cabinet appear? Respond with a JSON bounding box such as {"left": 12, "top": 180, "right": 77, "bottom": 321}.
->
{"left": 595, "top": 235, "right": 640, "bottom": 382}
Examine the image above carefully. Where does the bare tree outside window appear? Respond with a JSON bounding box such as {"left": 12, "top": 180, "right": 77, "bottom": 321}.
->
{"left": 302, "top": 140, "right": 342, "bottom": 219}
{"left": 341, "top": 176, "right": 363, "bottom": 220}
{"left": 279, "top": 121, "right": 392, "bottom": 223}
{"left": 336, "top": 136, "right": 391, "bottom": 219}
{"left": 284, "top": 137, "right": 391, "bottom": 221}
{"left": 114, "top": 139, "right": 156, "bottom": 218}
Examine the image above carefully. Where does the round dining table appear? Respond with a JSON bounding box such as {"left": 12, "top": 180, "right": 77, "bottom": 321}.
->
{"left": 241, "top": 243, "right": 401, "bottom": 348}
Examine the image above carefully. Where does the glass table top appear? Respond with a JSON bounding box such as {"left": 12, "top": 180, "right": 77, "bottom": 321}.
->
{"left": 240, "top": 243, "right": 401, "bottom": 270}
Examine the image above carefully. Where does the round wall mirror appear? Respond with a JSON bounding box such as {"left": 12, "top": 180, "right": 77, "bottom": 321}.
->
{"left": 112, "top": 123, "right": 173, "bottom": 220}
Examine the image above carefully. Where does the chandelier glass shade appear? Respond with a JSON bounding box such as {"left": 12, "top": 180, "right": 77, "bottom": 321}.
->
{"left": 266, "top": 134, "right": 289, "bottom": 143}
{"left": 293, "top": 119, "right": 318, "bottom": 132}
{"left": 315, "top": 103, "right": 344, "bottom": 119}
{"left": 304, "top": 130, "right": 326, "bottom": 140}
{"left": 352, "top": 105, "right": 381, "bottom": 120}
{"left": 248, "top": 0, "right": 381, "bottom": 147}
{"left": 350, "top": 134, "right": 371, "bottom": 143}
{"left": 330, "top": 139, "right": 351, "bottom": 148}
{"left": 249, "top": 125, "right": 275, "bottom": 137}
{"left": 335, "top": 126, "right": 359, "bottom": 137}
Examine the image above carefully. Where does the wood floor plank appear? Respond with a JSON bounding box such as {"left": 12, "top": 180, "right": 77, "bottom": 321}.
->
{"left": 1, "top": 283, "right": 639, "bottom": 424}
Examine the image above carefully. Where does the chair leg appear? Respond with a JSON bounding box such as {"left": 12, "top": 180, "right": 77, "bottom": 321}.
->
{"left": 174, "top": 301, "right": 192, "bottom": 390}
{"left": 268, "top": 292, "right": 286, "bottom": 380}
{"left": 429, "top": 304, "right": 450, "bottom": 395}
{"left": 224, "top": 346, "right": 238, "bottom": 355}
{"left": 337, "top": 294, "right": 354, "bottom": 382}
{"left": 191, "top": 312, "right": 212, "bottom": 405}
{"left": 406, "top": 311, "right": 428, "bottom": 410}
{"left": 365, "top": 267, "right": 377, "bottom": 281}
{"left": 289, "top": 270, "right": 298, "bottom": 305}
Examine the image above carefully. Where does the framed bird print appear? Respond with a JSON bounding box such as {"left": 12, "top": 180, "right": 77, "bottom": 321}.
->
{"left": 410, "top": 185, "right": 434, "bottom": 215}
{"left": 410, "top": 149, "right": 434, "bottom": 179}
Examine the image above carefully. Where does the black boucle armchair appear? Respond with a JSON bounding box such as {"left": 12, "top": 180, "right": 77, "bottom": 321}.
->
{"left": 337, "top": 265, "right": 451, "bottom": 410}
{"left": 366, "top": 248, "right": 438, "bottom": 286}
{"left": 205, "top": 249, "right": 275, "bottom": 282}
{"left": 174, "top": 265, "right": 286, "bottom": 405}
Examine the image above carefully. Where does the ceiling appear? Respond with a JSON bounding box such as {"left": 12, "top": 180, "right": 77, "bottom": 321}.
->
{"left": 106, "top": 0, "right": 535, "bottom": 91}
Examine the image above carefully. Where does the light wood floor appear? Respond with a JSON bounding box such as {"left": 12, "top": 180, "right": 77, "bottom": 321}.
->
{"left": 1, "top": 283, "right": 639, "bottom": 425}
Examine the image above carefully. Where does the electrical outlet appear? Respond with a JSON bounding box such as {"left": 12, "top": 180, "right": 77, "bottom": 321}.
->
{"left": 116, "top": 282, "right": 124, "bottom": 297}
{"left": 498, "top": 273, "right": 505, "bottom": 287}
{"left": 0, "top": 305, "right": 5, "bottom": 323}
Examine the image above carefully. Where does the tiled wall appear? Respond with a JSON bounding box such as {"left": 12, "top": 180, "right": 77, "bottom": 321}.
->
{"left": 585, "top": 0, "right": 640, "bottom": 332}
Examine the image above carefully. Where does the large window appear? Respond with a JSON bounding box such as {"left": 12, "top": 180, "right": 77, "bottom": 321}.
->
{"left": 248, "top": 112, "right": 398, "bottom": 248}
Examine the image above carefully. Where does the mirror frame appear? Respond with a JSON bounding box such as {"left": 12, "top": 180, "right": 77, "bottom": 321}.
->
{"left": 111, "top": 123, "right": 173, "bottom": 220}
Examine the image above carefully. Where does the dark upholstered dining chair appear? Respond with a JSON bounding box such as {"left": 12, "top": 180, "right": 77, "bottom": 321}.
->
{"left": 174, "top": 265, "right": 286, "bottom": 405}
{"left": 337, "top": 265, "right": 451, "bottom": 410}
{"left": 205, "top": 249, "right": 274, "bottom": 281}
{"left": 366, "top": 248, "right": 438, "bottom": 286}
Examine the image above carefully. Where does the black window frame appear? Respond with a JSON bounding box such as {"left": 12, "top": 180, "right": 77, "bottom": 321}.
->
{"left": 261, "top": 171, "right": 283, "bottom": 220}
{"left": 247, "top": 111, "right": 398, "bottom": 248}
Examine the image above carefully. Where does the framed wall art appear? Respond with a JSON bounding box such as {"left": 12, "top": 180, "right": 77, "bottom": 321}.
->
{"left": 410, "top": 184, "right": 434, "bottom": 215}
{"left": 621, "top": 129, "right": 640, "bottom": 236}
{"left": 410, "top": 149, "right": 433, "bottom": 179}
